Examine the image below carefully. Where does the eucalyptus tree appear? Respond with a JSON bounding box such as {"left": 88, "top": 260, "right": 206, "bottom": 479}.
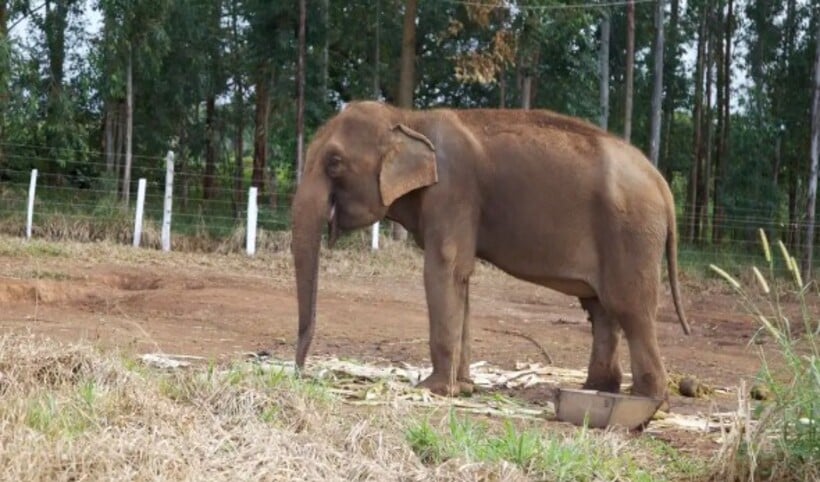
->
{"left": 96, "top": 0, "right": 171, "bottom": 205}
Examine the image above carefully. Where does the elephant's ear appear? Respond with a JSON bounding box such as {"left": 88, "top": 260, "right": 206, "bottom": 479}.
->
{"left": 379, "top": 123, "right": 438, "bottom": 206}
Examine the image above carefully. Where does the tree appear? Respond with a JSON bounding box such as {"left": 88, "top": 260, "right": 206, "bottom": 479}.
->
{"left": 648, "top": 0, "right": 664, "bottom": 165}
{"left": 97, "top": 0, "right": 172, "bottom": 206}
{"left": 123, "top": 49, "right": 132, "bottom": 205}
{"left": 373, "top": 0, "right": 380, "bottom": 99}
{"left": 598, "top": 9, "right": 610, "bottom": 130}
{"left": 660, "top": 0, "right": 680, "bottom": 176}
{"left": 712, "top": 0, "right": 733, "bottom": 243}
{"left": 229, "top": 0, "right": 245, "bottom": 218}
{"left": 803, "top": 17, "right": 820, "bottom": 281}
{"left": 0, "top": 0, "right": 8, "bottom": 166}
{"left": 687, "top": 1, "right": 708, "bottom": 243}
{"left": 202, "top": 0, "right": 226, "bottom": 201}
{"left": 252, "top": 60, "right": 271, "bottom": 193}
{"left": 392, "top": 0, "right": 418, "bottom": 241}
{"left": 398, "top": 0, "right": 418, "bottom": 111}
{"left": 295, "top": 0, "right": 306, "bottom": 184}
{"left": 623, "top": 0, "right": 635, "bottom": 142}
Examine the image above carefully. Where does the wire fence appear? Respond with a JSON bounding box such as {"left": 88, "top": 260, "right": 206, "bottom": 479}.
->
{"left": 1, "top": 148, "right": 818, "bottom": 275}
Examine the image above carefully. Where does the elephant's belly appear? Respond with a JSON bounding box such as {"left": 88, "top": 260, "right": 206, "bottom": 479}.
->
{"left": 476, "top": 233, "right": 599, "bottom": 299}
{"left": 476, "top": 250, "right": 597, "bottom": 298}
{"left": 504, "top": 270, "right": 596, "bottom": 298}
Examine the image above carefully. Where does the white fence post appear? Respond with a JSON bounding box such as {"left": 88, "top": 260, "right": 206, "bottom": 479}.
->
{"left": 25, "top": 169, "right": 38, "bottom": 240}
{"left": 133, "top": 178, "right": 147, "bottom": 247}
{"left": 371, "top": 222, "right": 380, "bottom": 250}
{"left": 161, "top": 151, "right": 174, "bottom": 252}
{"left": 246, "top": 186, "right": 258, "bottom": 256}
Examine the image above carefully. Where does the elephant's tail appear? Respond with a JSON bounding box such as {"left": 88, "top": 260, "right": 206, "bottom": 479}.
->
{"left": 666, "top": 205, "right": 692, "bottom": 335}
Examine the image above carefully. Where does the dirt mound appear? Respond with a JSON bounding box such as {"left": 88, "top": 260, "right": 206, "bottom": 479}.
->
{"left": 0, "top": 278, "right": 92, "bottom": 303}
{"left": 92, "top": 272, "right": 162, "bottom": 291}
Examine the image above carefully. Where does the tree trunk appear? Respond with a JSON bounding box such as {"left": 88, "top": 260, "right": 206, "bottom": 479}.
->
{"left": 520, "top": 45, "right": 541, "bottom": 110}
{"left": 803, "top": 18, "right": 820, "bottom": 281}
{"left": 104, "top": 103, "right": 115, "bottom": 175}
{"left": 373, "top": 0, "right": 380, "bottom": 98}
{"left": 788, "top": 170, "right": 799, "bottom": 252}
{"left": 713, "top": 0, "right": 732, "bottom": 244}
{"left": 322, "top": 0, "right": 329, "bottom": 99}
{"left": 598, "top": 10, "right": 610, "bottom": 130}
{"left": 687, "top": 8, "right": 708, "bottom": 243}
{"left": 393, "top": 0, "right": 419, "bottom": 241}
{"left": 203, "top": 94, "right": 217, "bottom": 200}
{"left": 43, "top": 0, "right": 69, "bottom": 164}
{"left": 122, "top": 50, "right": 133, "bottom": 207}
{"left": 649, "top": 0, "right": 664, "bottom": 165}
{"left": 398, "top": 0, "right": 418, "bottom": 110}
{"left": 232, "top": 0, "right": 244, "bottom": 219}
{"left": 0, "top": 0, "right": 7, "bottom": 166}
{"left": 661, "top": 0, "right": 679, "bottom": 175}
{"left": 252, "top": 62, "right": 271, "bottom": 192}
{"left": 499, "top": 67, "right": 507, "bottom": 107}
{"left": 266, "top": 163, "right": 277, "bottom": 209}
{"left": 521, "top": 76, "right": 532, "bottom": 110}
{"left": 712, "top": 22, "right": 724, "bottom": 244}
{"left": 232, "top": 93, "right": 244, "bottom": 218}
{"left": 698, "top": 30, "right": 714, "bottom": 244}
{"left": 179, "top": 118, "right": 189, "bottom": 209}
{"left": 623, "top": 0, "right": 635, "bottom": 142}
{"left": 114, "top": 100, "right": 124, "bottom": 195}
{"left": 44, "top": 0, "right": 67, "bottom": 86}
{"left": 296, "top": 0, "right": 306, "bottom": 185}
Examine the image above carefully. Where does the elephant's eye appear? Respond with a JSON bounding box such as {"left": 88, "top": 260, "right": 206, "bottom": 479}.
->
{"left": 326, "top": 155, "right": 343, "bottom": 178}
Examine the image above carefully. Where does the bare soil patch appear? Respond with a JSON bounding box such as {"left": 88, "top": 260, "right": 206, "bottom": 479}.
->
{"left": 0, "top": 235, "right": 809, "bottom": 459}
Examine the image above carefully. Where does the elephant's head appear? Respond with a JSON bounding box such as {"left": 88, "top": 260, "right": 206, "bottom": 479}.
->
{"left": 291, "top": 101, "right": 438, "bottom": 368}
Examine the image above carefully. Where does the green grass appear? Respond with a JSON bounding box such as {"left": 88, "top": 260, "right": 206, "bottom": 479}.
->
{"left": 405, "top": 409, "right": 677, "bottom": 481}
{"left": 24, "top": 381, "right": 100, "bottom": 438}
{"left": 0, "top": 237, "right": 67, "bottom": 257}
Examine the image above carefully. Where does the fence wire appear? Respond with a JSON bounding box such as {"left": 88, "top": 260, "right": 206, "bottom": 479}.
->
{"left": 1, "top": 162, "right": 818, "bottom": 271}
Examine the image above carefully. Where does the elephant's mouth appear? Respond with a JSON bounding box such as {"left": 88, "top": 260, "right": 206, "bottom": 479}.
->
{"left": 327, "top": 200, "right": 340, "bottom": 248}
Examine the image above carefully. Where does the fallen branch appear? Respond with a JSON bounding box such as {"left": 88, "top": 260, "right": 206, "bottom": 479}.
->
{"left": 482, "top": 327, "right": 554, "bottom": 365}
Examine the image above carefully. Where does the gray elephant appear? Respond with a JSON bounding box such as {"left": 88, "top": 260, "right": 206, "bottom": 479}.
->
{"left": 290, "top": 101, "right": 690, "bottom": 400}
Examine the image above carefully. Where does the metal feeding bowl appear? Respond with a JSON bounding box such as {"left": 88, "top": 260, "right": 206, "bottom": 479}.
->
{"left": 555, "top": 388, "right": 664, "bottom": 430}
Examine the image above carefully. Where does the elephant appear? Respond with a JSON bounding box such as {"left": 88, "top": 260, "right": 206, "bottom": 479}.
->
{"left": 290, "top": 100, "right": 691, "bottom": 401}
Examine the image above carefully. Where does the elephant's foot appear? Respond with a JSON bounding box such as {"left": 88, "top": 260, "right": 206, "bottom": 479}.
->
{"left": 583, "top": 379, "right": 621, "bottom": 394}
{"left": 417, "top": 374, "right": 474, "bottom": 397}
{"left": 457, "top": 377, "right": 475, "bottom": 396}
{"left": 628, "top": 371, "right": 667, "bottom": 400}
{"left": 583, "top": 366, "right": 622, "bottom": 394}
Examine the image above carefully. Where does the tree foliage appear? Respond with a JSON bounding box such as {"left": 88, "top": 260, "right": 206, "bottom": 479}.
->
{"left": 0, "top": 0, "right": 818, "bottom": 267}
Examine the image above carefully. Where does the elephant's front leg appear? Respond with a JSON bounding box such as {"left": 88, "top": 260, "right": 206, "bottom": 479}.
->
{"left": 417, "top": 243, "right": 473, "bottom": 397}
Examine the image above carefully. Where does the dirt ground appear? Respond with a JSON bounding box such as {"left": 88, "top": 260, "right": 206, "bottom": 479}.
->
{"left": 0, "top": 236, "right": 807, "bottom": 448}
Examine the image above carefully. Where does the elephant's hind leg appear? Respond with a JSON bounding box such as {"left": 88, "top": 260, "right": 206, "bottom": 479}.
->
{"left": 580, "top": 297, "right": 623, "bottom": 393}
{"left": 456, "top": 283, "right": 475, "bottom": 395}
{"left": 602, "top": 289, "right": 668, "bottom": 399}
{"left": 619, "top": 310, "right": 668, "bottom": 399}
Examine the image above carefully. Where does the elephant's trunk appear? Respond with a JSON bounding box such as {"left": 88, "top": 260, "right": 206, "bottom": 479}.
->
{"left": 291, "top": 177, "right": 333, "bottom": 369}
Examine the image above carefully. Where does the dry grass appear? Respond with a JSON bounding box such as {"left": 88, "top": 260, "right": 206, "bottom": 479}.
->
{"left": 0, "top": 231, "right": 447, "bottom": 284}
{"left": 0, "top": 333, "right": 532, "bottom": 481}
{"left": 0, "top": 333, "right": 708, "bottom": 482}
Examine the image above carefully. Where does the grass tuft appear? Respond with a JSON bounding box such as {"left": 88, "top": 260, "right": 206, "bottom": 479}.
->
{"left": 711, "top": 229, "right": 819, "bottom": 481}
{"left": 404, "top": 409, "right": 664, "bottom": 481}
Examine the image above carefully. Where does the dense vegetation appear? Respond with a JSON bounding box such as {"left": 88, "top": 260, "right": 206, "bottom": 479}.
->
{"left": 0, "top": 0, "right": 819, "bottom": 276}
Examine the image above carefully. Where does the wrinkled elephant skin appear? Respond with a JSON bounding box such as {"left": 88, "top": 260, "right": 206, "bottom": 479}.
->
{"left": 289, "top": 101, "right": 690, "bottom": 401}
